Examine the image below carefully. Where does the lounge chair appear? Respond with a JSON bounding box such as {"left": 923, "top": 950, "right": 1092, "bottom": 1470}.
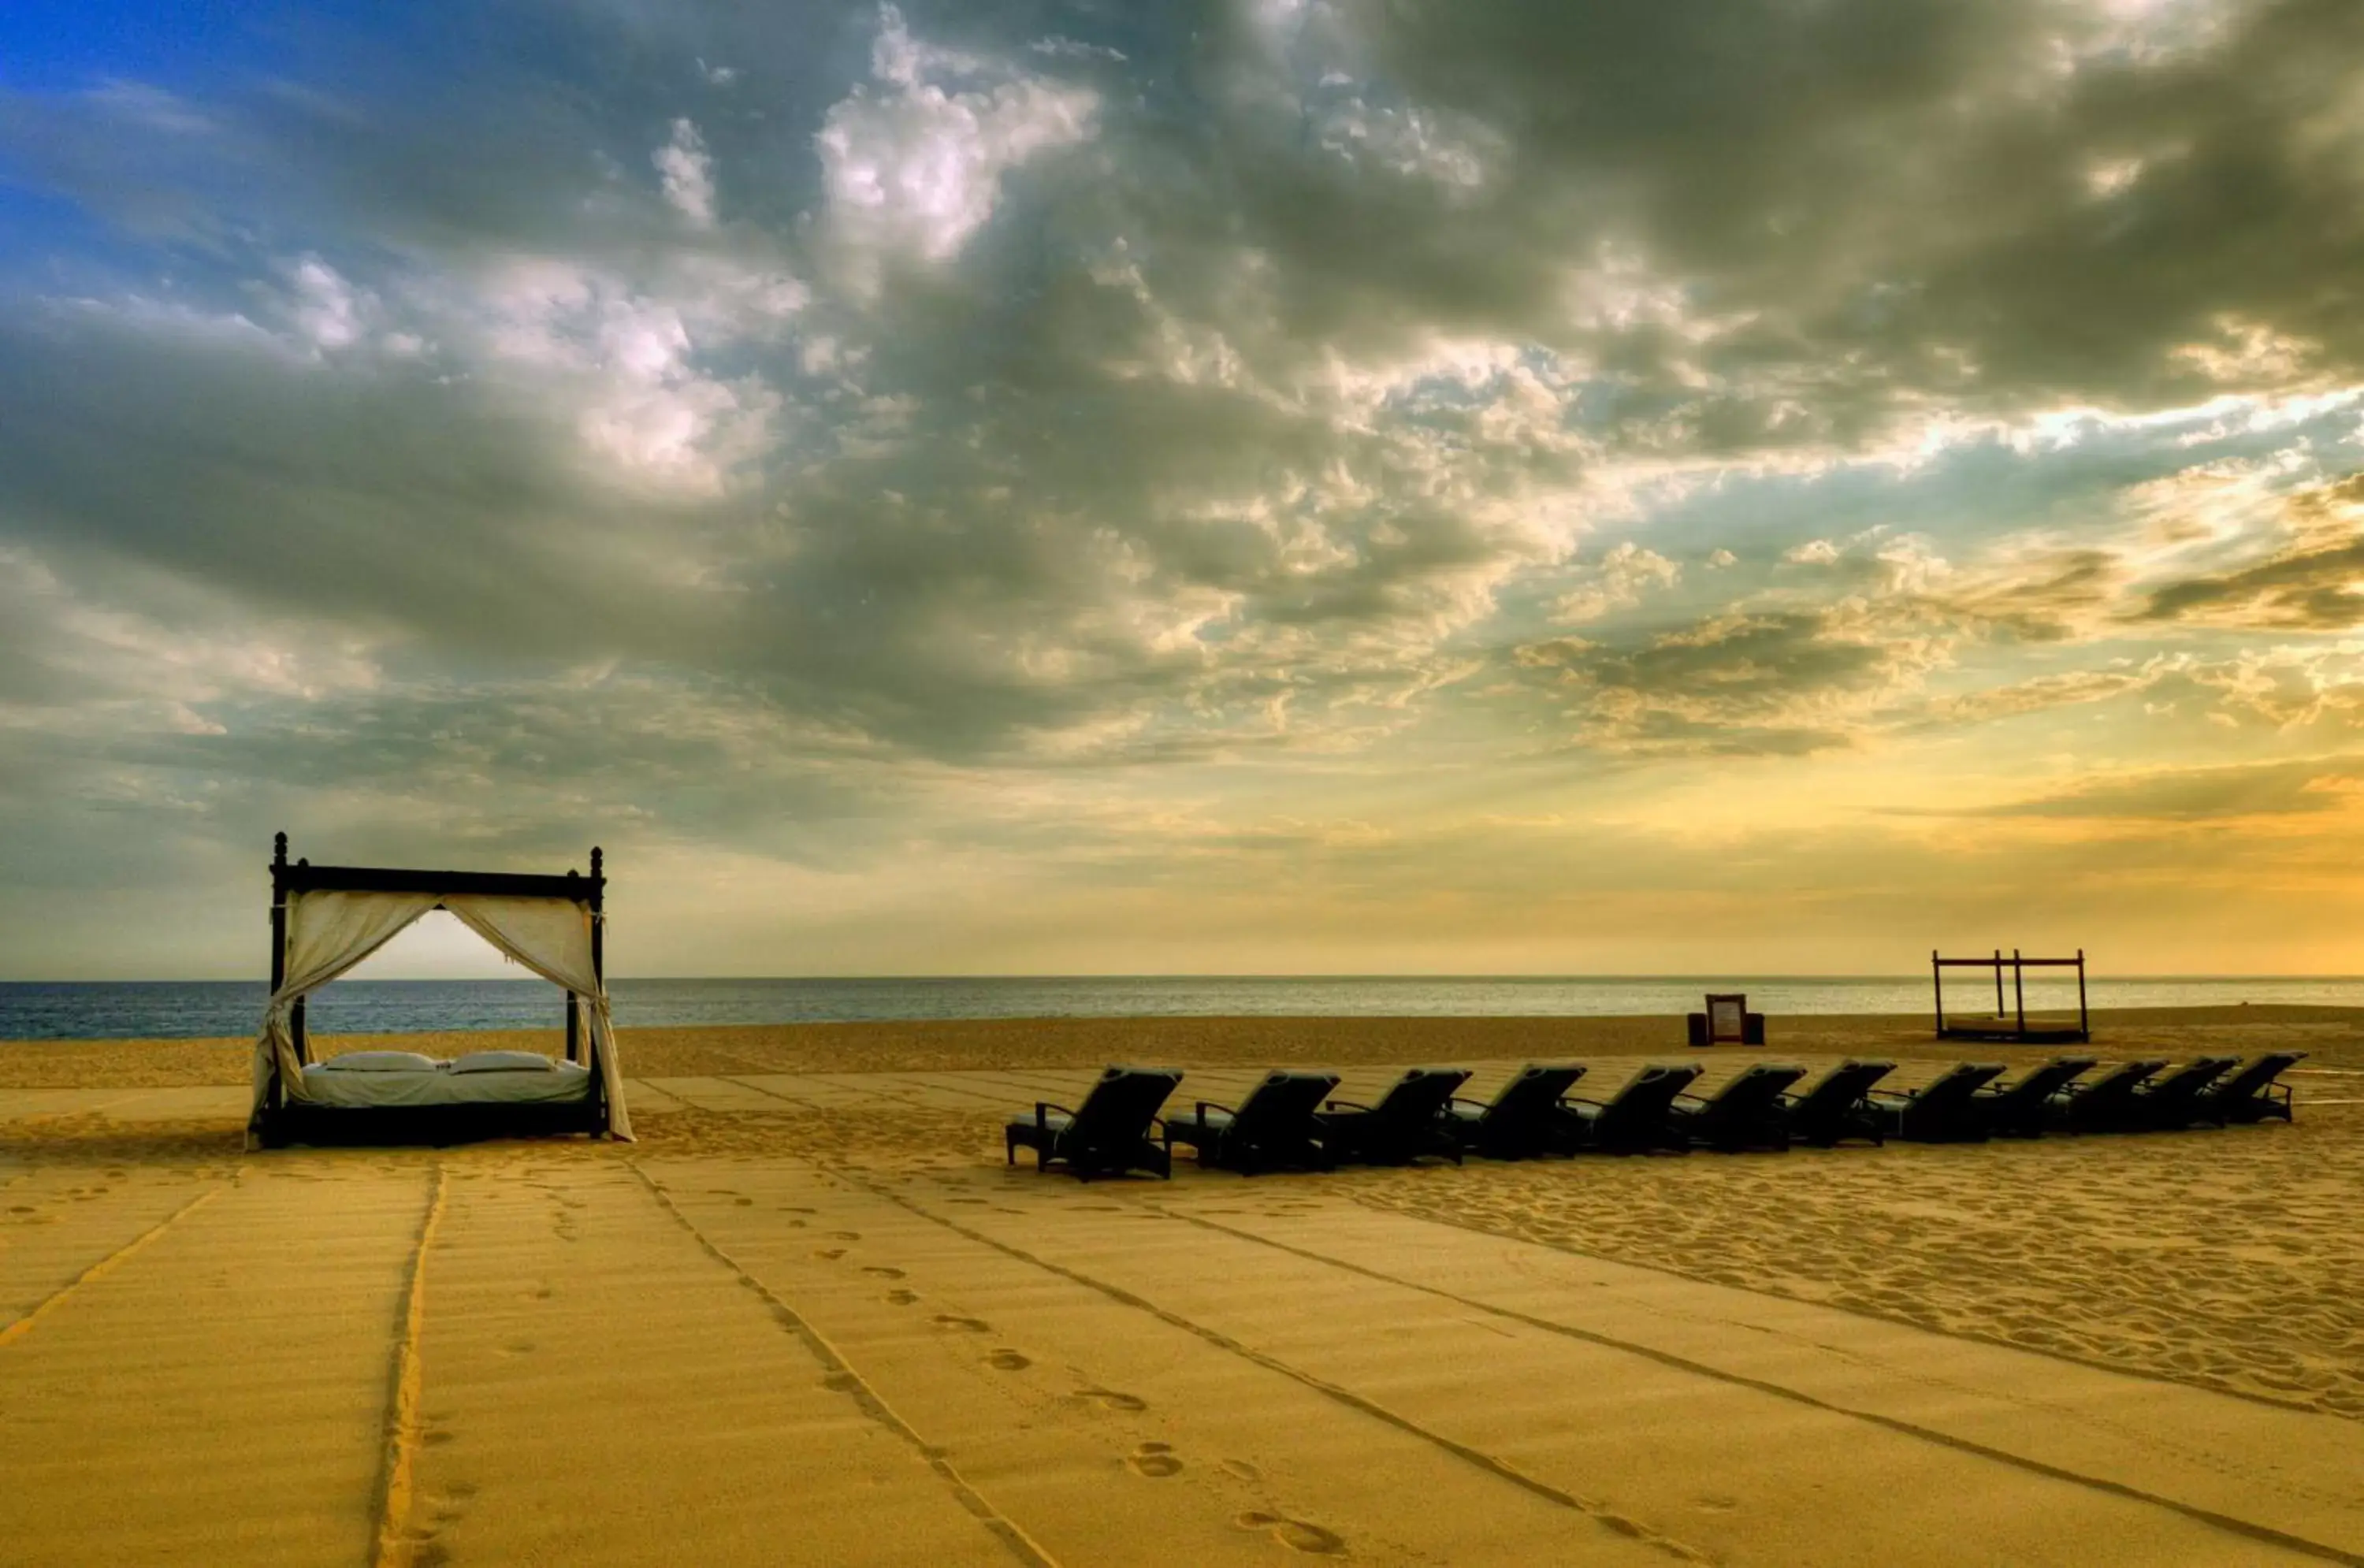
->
{"left": 1971, "top": 1057, "right": 2095, "bottom": 1139}
{"left": 1669, "top": 1062, "right": 1807, "bottom": 1151}
{"left": 2126, "top": 1057, "right": 2239, "bottom": 1131}
{"left": 2199, "top": 1052, "right": 2306, "bottom": 1125}
{"left": 1005, "top": 1065, "right": 1184, "bottom": 1180}
{"left": 1777, "top": 1060, "right": 1895, "bottom": 1147}
{"left": 1166, "top": 1070, "right": 1342, "bottom": 1172}
{"left": 2045, "top": 1059, "right": 2169, "bottom": 1133}
{"left": 1563, "top": 1063, "right": 1704, "bottom": 1154}
{"left": 1868, "top": 1062, "right": 2006, "bottom": 1143}
{"left": 1445, "top": 1064, "right": 1588, "bottom": 1159}
{"left": 1316, "top": 1067, "right": 1471, "bottom": 1165}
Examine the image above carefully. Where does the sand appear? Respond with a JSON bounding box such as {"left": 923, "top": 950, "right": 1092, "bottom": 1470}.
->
{"left": 3, "top": 1007, "right": 2362, "bottom": 1565}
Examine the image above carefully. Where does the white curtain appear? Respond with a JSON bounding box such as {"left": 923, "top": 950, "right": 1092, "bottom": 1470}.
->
{"left": 250, "top": 890, "right": 441, "bottom": 1139}
{"left": 444, "top": 894, "right": 632, "bottom": 1141}
{"left": 248, "top": 888, "right": 632, "bottom": 1144}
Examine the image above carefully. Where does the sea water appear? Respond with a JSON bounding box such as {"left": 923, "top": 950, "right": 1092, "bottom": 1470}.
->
{"left": 5, "top": 974, "right": 2363, "bottom": 1041}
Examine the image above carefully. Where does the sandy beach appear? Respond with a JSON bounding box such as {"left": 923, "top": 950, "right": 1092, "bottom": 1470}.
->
{"left": 4, "top": 1006, "right": 2361, "bottom": 1566}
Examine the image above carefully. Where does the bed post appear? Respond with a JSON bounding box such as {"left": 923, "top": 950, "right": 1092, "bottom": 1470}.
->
{"left": 2013, "top": 948, "right": 2027, "bottom": 1039}
{"left": 589, "top": 846, "right": 606, "bottom": 1134}
{"left": 589, "top": 846, "right": 604, "bottom": 987}
{"left": 269, "top": 834, "right": 288, "bottom": 1109}
{"left": 2076, "top": 948, "right": 2089, "bottom": 1041}
{"left": 564, "top": 865, "right": 582, "bottom": 1065}
{"left": 1931, "top": 949, "right": 1944, "bottom": 1036}
{"left": 269, "top": 833, "right": 288, "bottom": 992}
{"left": 1993, "top": 949, "right": 2005, "bottom": 1019}
{"left": 290, "top": 855, "right": 310, "bottom": 1065}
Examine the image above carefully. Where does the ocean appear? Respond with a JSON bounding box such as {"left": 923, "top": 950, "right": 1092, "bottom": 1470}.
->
{"left": 5, "top": 974, "right": 2363, "bottom": 1041}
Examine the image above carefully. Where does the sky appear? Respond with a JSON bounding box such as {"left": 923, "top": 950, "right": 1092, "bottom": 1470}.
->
{"left": 6, "top": 0, "right": 2364, "bottom": 979}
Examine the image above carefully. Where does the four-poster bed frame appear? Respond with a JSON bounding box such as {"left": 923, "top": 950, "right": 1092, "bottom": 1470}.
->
{"left": 251, "top": 833, "right": 626, "bottom": 1146}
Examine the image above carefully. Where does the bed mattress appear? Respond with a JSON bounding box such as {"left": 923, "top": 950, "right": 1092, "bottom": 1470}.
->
{"left": 297, "top": 1060, "right": 596, "bottom": 1109}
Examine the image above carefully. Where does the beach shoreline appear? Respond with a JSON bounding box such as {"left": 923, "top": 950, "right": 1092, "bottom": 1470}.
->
{"left": 4, "top": 1002, "right": 2358, "bottom": 1087}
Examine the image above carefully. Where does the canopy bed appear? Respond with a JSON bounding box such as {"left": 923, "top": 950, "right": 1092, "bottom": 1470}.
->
{"left": 248, "top": 834, "right": 633, "bottom": 1147}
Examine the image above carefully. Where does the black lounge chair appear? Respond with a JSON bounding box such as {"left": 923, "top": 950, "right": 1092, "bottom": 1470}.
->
{"left": 1317, "top": 1067, "right": 1471, "bottom": 1165}
{"left": 1005, "top": 1065, "right": 1184, "bottom": 1180}
{"left": 1778, "top": 1060, "right": 1895, "bottom": 1147}
{"left": 2127, "top": 1057, "right": 2239, "bottom": 1131}
{"left": 1564, "top": 1063, "right": 1703, "bottom": 1154}
{"left": 1968, "top": 1057, "right": 2095, "bottom": 1139}
{"left": 1166, "top": 1070, "right": 1342, "bottom": 1172}
{"left": 2200, "top": 1052, "right": 2306, "bottom": 1125}
{"left": 2045, "top": 1058, "right": 2169, "bottom": 1133}
{"left": 1670, "top": 1062, "right": 1807, "bottom": 1151}
{"left": 1445, "top": 1064, "right": 1588, "bottom": 1159}
{"left": 1869, "top": 1062, "right": 2006, "bottom": 1143}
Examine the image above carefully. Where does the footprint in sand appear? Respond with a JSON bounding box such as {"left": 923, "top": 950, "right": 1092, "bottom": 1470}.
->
{"left": 1075, "top": 1387, "right": 1147, "bottom": 1413}
{"left": 862, "top": 1266, "right": 906, "bottom": 1280}
{"left": 827, "top": 1231, "right": 862, "bottom": 1242}
{"left": 1218, "top": 1458, "right": 1261, "bottom": 1483}
{"left": 1692, "top": 1493, "right": 1739, "bottom": 1513}
{"left": 1127, "top": 1442, "right": 1182, "bottom": 1478}
{"left": 884, "top": 1289, "right": 920, "bottom": 1306}
{"left": 987, "top": 1348, "right": 1031, "bottom": 1371}
{"left": 932, "top": 1314, "right": 992, "bottom": 1333}
{"left": 733, "top": 1198, "right": 754, "bottom": 1207}
{"left": 813, "top": 1247, "right": 846, "bottom": 1261}
{"left": 420, "top": 1427, "right": 457, "bottom": 1447}
{"left": 779, "top": 1206, "right": 816, "bottom": 1214}
{"left": 500, "top": 1340, "right": 537, "bottom": 1357}
{"left": 1233, "top": 1512, "right": 1345, "bottom": 1555}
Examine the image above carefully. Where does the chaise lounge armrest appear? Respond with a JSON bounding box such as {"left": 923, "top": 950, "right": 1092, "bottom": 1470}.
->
{"left": 1191, "top": 1101, "right": 1239, "bottom": 1121}
{"left": 1322, "top": 1098, "right": 1373, "bottom": 1113}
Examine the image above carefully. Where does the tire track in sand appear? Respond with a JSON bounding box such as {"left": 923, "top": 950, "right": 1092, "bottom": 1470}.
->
{"left": 370, "top": 1165, "right": 448, "bottom": 1568}
{"left": 0, "top": 1184, "right": 226, "bottom": 1349}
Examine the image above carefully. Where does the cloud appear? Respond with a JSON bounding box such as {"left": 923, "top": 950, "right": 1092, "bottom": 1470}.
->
{"left": 1550, "top": 541, "right": 1680, "bottom": 624}
{"left": 815, "top": 5, "right": 1097, "bottom": 280}
{"left": 1511, "top": 606, "right": 1935, "bottom": 754}
{"left": 654, "top": 118, "right": 717, "bottom": 227}
{"left": 1952, "top": 755, "right": 2364, "bottom": 819}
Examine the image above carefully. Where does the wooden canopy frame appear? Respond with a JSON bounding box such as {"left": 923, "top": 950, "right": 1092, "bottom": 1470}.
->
{"left": 1933, "top": 948, "right": 2089, "bottom": 1043}
{"left": 269, "top": 831, "right": 606, "bottom": 1066}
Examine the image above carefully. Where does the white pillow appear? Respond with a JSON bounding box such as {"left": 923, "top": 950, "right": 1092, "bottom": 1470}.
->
{"left": 318, "top": 1051, "right": 441, "bottom": 1073}
{"left": 449, "top": 1050, "right": 558, "bottom": 1074}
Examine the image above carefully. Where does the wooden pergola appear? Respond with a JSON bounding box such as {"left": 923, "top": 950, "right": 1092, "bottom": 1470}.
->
{"left": 1932, "top": 948, "right": 2090, "bottom": 1043}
